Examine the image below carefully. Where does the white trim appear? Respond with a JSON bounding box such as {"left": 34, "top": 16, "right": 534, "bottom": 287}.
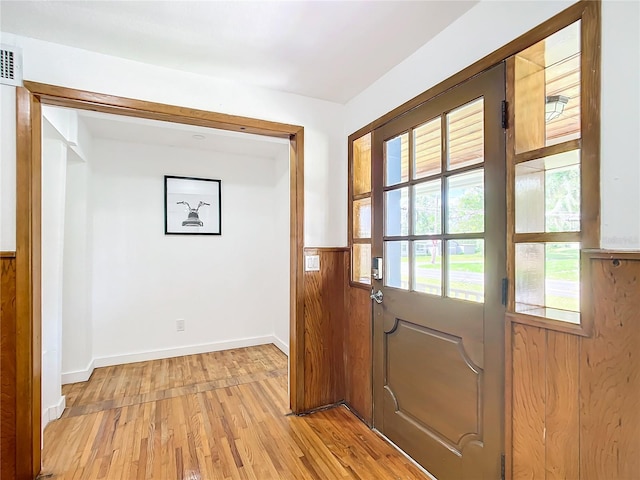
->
{"left": 93, "top": 335, "right": 277, "bottom": 368}
{"left": 61, "top": 358, "right": 95, "bottom": 385}
{"left": 272, "top": 335, "right": 289, "bottom": 356}
{"left": 42, "top": 395, "right": 66, "bottom": 433}
{"left": 61, "top": 335, "right": 284, "bottom": 385}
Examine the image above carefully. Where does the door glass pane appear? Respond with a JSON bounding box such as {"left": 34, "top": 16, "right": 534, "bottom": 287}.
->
{"left": 385, "top": 187, "right": 409, "bottom": 236}
{"left": 447, "top": 239, "right": 484, "bottom": 303}
{"left": 353, "top": 133, "right": 372, "bottom": 195}
{"left": 413, "top": 240, "right": 442, "bottom": 296}
{"left": 447, "top": 98, "right": 484, "bottom": 170}
{"left": 385, "top": 241, "right": 408, "bottom": 290}
{"left": 413, "top": 180, "right": 441, "bottom": 235}
{"left": 515, "top": 242, "right": 580, "bottom": 321}
{"left": 385, "top": 133, "right": 409, "bottom": 186}
{"left": 413, "top": 117, "right": 441, "bottom": 179}
{"left": 352, "top": 243, "right": 371, "bottom": 284}
{"left": 353, "top": 197, "right": 372, "bottom": 239}
{"left": 446, "top": 169, "right": 484, "bottom": 234}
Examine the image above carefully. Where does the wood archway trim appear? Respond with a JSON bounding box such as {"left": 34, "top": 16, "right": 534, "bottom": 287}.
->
{"left": 15, "top": 81, "right": 305, "bottom": 479}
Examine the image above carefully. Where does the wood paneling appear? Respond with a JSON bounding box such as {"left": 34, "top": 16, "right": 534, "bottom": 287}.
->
{"left": 41, "top": 345, "right": 428, "bottom": 480}
{"left": 301, "top": 248, "right": 348, "bottom": 411}
{"left": 507, "top": 252, "right": 640, "bottom": 479}
{"left": 345, "top": 285, "right": 372, "bottom": 425}
{"left": 545, "top": 330, "right": 580, "bottom": 479}
{"left": 580, "top": 255, "right": 640, "bottom": 479}
{"left": 511, "top": 324, "right": 546, "bottom": 479}
{"left": 1, "top": 254, "right": 17, "bottom": 480}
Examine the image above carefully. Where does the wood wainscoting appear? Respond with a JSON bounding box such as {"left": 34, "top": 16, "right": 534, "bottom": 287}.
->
{"left": 1, "top": 252, "right": 17, "bottom": 480}
{"left": 344, "top": 285, "right": 372, "bottom": 425}
{"left": 301, "top": 248, "right": 373, "bottom": 425}
{"left": 506, "top": 251, "right": 640, "bottom": 479}
{"left": 302, "top": 248, "right": 347, "bottom": 410}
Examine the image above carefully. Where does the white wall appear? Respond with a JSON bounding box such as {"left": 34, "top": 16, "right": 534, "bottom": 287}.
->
{"left": 272, "top": 151, "right": 291, "bottom": 353}
{"left": 0, "top": 33, "right": 347, "bottom": 250}
{"left": 85, "top": 138, "right": 289, "bottom": 365}
{"left": 600, "top": 0, "right": 640, "bottom": 249}
{"left": 41, "top": 135, "right": 67, "bottom": 431}
{"left": 61, "top": 160, "right": 94, "bottom": 379}
{"left": 345, "top": 0, "right": 640, "bottom": 249}
{"left": 0, "top": 85, "right": 17, "bottom": 251}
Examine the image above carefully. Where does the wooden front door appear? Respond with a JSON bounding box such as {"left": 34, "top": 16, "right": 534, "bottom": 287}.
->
{"left": 372, "top": 64, "right": 506, "bottom": 479}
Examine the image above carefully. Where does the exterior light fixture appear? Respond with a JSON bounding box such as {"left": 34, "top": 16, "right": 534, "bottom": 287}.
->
{"left": 545, "top": 95, "right": 569, "bottom": 121}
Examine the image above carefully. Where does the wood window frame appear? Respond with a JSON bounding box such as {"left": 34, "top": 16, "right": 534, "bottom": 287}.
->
{"left": 505, "top": 2, "right": 600, "bottom": 337}
{"left": 15, "top": 82, "right": 306, "bottom": 479}
{"left": 348, "top": 133, "right": 373, "bottom": 289}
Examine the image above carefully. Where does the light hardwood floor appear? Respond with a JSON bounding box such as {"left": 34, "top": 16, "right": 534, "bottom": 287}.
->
{"left": 42, "top": 344, "right": 427, "bottom": 479}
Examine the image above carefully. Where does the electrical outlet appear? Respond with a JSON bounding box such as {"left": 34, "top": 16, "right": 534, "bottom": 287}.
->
{"left": 176, "top": 319, "right": 185, "bottom": 332}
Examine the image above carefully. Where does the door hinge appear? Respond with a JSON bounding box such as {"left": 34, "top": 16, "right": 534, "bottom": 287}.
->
{"left": 501, "top": 100, "right": 508, "bottom": 129}
{"left": 501, "top": 453, "right": 506, "bottom": 480}
{"left": 501, "top": 278, "right": 508, "bottom": 306}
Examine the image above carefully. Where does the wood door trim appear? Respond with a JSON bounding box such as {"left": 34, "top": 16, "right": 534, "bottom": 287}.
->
{"left": 22, "top": 81, "right": 299, "bottom": 138}
{"left": 348, "top": 1, "right": 588, "bottom": 142}
{"left": 0, "top": 251, "right": 17, "bottom": 258}
{"left": 15, "top": 83, "right": 305, "bottom": 479}
{"left": 15, "top": 87, "right": 42, "bottom": 480}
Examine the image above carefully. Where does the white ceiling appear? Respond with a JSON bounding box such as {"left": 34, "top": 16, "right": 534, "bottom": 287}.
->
{"left": 0, "top": 0, "right": 477, "bottom": 103}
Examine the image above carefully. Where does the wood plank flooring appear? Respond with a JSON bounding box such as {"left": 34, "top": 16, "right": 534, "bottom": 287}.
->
{"left": 42, "top": 344, "right": 427, "bottom": 479}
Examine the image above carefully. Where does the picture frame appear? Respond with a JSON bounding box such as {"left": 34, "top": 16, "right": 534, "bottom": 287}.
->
{"left": 164, "top": 175, "right": 222, "bottom": 235}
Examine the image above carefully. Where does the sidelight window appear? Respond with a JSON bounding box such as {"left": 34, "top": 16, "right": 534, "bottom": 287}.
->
{"left": 350, "top": 133, "right": 372, "bottom": 285}
{"left": 507, "top": 17, "right": 599, "bottom": 331}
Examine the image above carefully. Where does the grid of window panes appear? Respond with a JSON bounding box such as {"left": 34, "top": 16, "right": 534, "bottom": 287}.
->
{"left": 351, "top": 133, "right": 372, "bottom": 285}
{"left": 512, "top": 21, "right": 582, "bottom": 323}
{"left": 383, "top": 99, "right": 486, "bottom": 303}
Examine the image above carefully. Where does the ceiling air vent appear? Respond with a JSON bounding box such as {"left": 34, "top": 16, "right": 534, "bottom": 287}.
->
{"left": 0, "top": 45, "right": 23, "bottom": 87}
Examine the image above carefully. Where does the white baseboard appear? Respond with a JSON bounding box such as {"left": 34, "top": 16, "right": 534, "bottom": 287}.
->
{"left": 272, "top": 335, "right": 289, "bottom": 356}
{"left": 61, "top": 358, "right": 95, "bottom": 385}
{"left": 61, "top": 335, "right": 285, "bottom": 384}
{"left": 92, "top": 335, "right": 279, "bottom": 369}
{"left": 42, "top": 395, "right": 66, "bottom": 433}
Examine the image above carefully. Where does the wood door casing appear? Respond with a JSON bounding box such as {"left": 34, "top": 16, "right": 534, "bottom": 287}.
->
{"left": 372, "top": 64, "right": 506, "bottom": 479}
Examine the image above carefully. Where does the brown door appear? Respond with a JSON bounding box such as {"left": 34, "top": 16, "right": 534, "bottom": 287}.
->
{"left": 372, "top": 64, "right": 506, "bottom": 479}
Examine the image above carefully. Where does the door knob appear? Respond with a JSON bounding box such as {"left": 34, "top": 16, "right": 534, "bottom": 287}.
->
{"left": 370, "top": 289, "right": 383, "bottom": 304}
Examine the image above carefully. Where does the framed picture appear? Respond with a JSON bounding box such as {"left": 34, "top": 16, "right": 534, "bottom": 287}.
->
{"left": 164, "top": 175, "right": 222, "bottom": 235}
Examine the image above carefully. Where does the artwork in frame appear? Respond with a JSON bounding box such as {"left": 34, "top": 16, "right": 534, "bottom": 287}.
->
{"left": 164, "top": 175, "right": 222, "bottom": 235}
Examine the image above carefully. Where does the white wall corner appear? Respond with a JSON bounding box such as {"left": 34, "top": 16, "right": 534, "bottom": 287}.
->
{"left": 61, "top": 358, "right": 95, "bottom": 385}
{"left": 271, "top": 335, "right": 289, "bottom": 356}
{"left": 42, "top": 394, "right": 66, "bottom": 434}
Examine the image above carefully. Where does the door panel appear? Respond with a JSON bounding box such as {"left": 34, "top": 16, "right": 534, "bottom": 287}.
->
{"left": 372, "top": 64, "right": 506, "bottom": 480}
{"left": 385, "top": 319, "right": 482, "bottom": 449}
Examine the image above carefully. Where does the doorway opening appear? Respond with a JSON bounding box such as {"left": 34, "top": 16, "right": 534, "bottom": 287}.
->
{"left": 15, "top": 82, "right": 305, "bottom": 478}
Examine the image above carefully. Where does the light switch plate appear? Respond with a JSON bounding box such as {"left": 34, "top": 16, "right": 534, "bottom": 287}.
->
{"left": 305, "top": 255, "right": 320, "bottom": 272}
